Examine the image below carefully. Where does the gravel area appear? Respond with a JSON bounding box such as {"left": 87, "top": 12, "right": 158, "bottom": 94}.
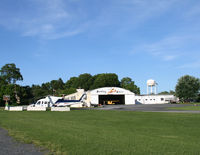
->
{"left": 0, "top": 127, "right": 47, "bottom": 155}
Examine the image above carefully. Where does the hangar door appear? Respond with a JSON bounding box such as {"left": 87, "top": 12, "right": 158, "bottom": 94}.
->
{"left": 99, "top": 95, "right": 125, "bottom": 105}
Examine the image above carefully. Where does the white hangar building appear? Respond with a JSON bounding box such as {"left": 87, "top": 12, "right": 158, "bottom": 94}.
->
{"left": 87, "top": 87, "right": 135, "bottom": 106}
{"left": 64, "top": 87, "right": 177, "bottom": 107}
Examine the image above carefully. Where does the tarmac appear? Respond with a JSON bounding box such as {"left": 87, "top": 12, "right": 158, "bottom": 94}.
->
{"left": 95, "top": 104, "right": 200, "bottom": 113}
{"left": 0, "top": 128, "right": 47, "bottom": 155}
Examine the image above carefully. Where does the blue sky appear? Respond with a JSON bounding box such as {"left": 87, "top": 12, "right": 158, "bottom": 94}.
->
{"left": 0, "top": 0, "right": 200, "bottom": 94}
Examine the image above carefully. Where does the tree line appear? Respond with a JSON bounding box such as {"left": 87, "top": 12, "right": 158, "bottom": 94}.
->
{"left": 1, "top": 63, "right": 200, "bottom": 106}
{"left": 0, "top": 63, "right": 140, "bottom": 106}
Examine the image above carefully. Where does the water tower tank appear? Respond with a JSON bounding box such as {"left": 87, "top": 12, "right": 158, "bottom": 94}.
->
{"left": 147, "top": 79, "right": 156, "bottom": 86}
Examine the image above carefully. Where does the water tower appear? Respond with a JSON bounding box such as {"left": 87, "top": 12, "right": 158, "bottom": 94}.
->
{"left": 147, "top": 79, "right": 157, "bottom": 95}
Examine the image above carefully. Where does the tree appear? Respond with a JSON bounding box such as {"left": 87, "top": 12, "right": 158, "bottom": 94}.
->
{"left": 65, "top": 77, "right": 79, "bottom": 89}
{"left": 175, "top": 75, "right": 200, "bottom": 102}
{"left": 0, "top": 63, "right": 23, "bottom": 84}
{"left": 59, "top": 88, "right": 77, "bottom": 95}
{"left": 76, "top": 73, "right": 93, "bottom": 90}
{"left": 18, "top": 86, "right": 33, "bottom": 105}
{"left": 0, "top": 84, "right": 19, "bottom": 106}
{"left": 91, "top": 73, "right": 120, "bottom": 89}
{"left": 120, "top": 77, "right": 140, "bottom": 94}
{"left": 31, "top": 84, "right": 48, "bottom": 101}
{"left": 158, "top": 90, "right": 175, "bottom": 95}
{"left": 50, "top": 78, "right": 64, "bottom": 90}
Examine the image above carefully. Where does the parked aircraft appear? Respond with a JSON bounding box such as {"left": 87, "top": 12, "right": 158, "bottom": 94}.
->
{"left": 32, "top": 96, "right": 62, "bottom": 107}
{"left": 54, "top": 93, "right": 86, "bottom": 107}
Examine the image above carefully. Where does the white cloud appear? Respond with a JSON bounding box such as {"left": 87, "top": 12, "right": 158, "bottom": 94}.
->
{"left": 0, "top": 0, "right": 88, "bottom": 39}
{"left": 130, "top": 34, "right": 200, "bottom": 61}
{"left": 0, "top": 0, "right": 199, "bottom": 41}
{"left": 163, "top": 55, "right": 177, "bottom": 61}
{"left": 0, "top": 0, "right": 180, "bottom": 39}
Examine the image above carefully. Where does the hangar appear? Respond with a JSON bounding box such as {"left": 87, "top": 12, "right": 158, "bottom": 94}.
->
{"left": 88, "top": 87, "right": 135, "bottom": 106}
{"left": 64, "top": 87, "right": 178, "bottom": 107}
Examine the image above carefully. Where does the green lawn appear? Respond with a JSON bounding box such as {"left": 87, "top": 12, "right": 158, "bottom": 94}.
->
{"left": 0, "top": 110, "right": 200, "bottom": 154}
{"left": 169, "top": 106, "right": 200, "bottom": 111}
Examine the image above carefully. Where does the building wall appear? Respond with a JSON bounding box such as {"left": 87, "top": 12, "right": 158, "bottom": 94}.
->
{"left": 125, "top": 95, "right": 135, "bottom": 105}
{"left": 64, "top": 88, "right": 176, "bottom": 107}
{"left": 135, "top": 95, "right": 177, "bottom": 104}
{"left": 89, "top": 87, "right": 135, "bottom": 105}
{"left": 64, "top": 89, "right": 85, "bottom": 107}
{"left": 65, "top": 89, "right": 85, "bottom": 100}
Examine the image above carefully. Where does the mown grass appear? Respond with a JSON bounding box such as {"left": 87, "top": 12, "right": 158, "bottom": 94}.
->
{"left": 0, "top": 110, "right": 200, "bottom": 154}
{"left": 0, "top": 107, "right": 4, "bottom": 111}
{"left": 169, "top": 105, "right": 200, "bottom": 111}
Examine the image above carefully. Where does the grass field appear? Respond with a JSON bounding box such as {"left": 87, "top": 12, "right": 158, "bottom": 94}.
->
{"left": 169, "top": 105, "right": 200, "bottom": 111}
{"left": 0, "top": 110, "right": 200, "bottom": 154}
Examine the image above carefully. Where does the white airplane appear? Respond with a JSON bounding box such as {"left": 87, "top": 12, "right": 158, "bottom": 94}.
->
{"left": 54, "top": 93, "right": 86, "bottom": 107}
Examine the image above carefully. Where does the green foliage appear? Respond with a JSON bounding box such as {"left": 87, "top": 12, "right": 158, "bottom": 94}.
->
{"left": 1, "top": 111, "right": 200, "bottom": 154}
{"left": 159, "top": 90, "right": 175, "bottom": 95}
{"left": 50, "top": 78, "right": 64, "bottom": 90}
{"left": 76, "top": 73, "right": 93, "bottom": 90}
{"left": 58, "top": 88, "right": 77, "bottom": 95}
{"left": 18, "top": 86, "right": 33, "bottom": 105}
{"left": 31, "top": 84, "right": 51, "bottom": 102}
{"left": 0, "top": 63, "right": 141, "bottom": 105}
{"left": 0, "top": 63, "right": 23, "bottom": 84}
{"left": 120, "top": 77, "right": 140, "bottom": 94}
{"left": 175, "top": 75, "right": 200, "bottom": 102}
{"left": 65, "top": 77, "right": 79, "bottom": 88}
{"left": 91, "top": 73, "right": 120, "bottom": 89}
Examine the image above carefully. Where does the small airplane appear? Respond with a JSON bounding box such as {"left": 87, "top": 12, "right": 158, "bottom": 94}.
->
{"left": 54, "top": 93, "right": 86, "bottom": 107}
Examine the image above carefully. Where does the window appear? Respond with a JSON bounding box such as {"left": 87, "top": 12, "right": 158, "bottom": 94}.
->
{"left": 71, "top": 96, "right": 76, "bottom": 100}
{"left": 161, "top": 98, "right": 164, "bottom": 101}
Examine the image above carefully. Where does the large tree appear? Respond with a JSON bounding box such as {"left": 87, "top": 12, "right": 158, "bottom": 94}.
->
{"left": 76, "top": 73, "right": 93, "bottom": 90}
{"left": 120, "top": 77, "right": 140, "bottom": 94}
{"left": 50, "top": 78, "right": 64, "bottom": 90}
{"left": 91, "top": 73, "right": 120, "bottom": 89}
{"left": 0, "top": 63, "right": 23, "bottom": 84}
{"left": 65, "top": 77, "right": 79, "bottom": 89}
{"left": 175, "top": 75, "right": 200, "bottom": 102}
